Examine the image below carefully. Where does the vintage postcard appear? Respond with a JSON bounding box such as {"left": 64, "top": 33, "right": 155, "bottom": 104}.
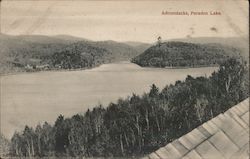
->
{"left": 0, "top": 0, "right": 249, "bottom": 158}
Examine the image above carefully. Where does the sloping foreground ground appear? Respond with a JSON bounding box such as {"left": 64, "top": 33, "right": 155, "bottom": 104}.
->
{"left": 142, "top": 98, "right": 249, "bottom": 159}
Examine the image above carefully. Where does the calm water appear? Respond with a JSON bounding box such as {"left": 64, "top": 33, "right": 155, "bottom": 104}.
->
{"left": 1, "top": 62, "right": 217, "bottom": 138}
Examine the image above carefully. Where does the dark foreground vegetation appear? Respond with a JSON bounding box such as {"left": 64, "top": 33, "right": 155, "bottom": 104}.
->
{"left": 5, "top": 58, "right": 249, "bottom": 158}
{"left": 132, "top": 41, "right": 242, "bottom": 68}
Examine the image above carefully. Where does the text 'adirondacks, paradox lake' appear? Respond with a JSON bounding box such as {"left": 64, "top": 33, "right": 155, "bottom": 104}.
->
{"left": 1, "top": 62, "right": 217, "bottom": 138}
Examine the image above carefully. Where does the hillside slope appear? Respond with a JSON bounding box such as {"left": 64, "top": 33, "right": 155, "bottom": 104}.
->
{"left": 169, "top": 37, "right": 249, "bottom": 58}
{"left": 0, "top": 34, "right": 72, "bottom": 74}
{"left": 132, "top": 41, "right": 242, "bottom": 68}
{"left": 0, "top": 34, "right": 148, "bottom": 74}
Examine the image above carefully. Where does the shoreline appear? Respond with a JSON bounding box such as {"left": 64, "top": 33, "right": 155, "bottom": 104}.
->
{"left": 138, "top": 64, "right": 219, "bottom": 70}
{"left": 0, "top": 62, "right": 219, "bottom": 77}
{"left": 0, "top": 61, "right": 133, "bottom": 77}
{"left": 164, "top": 64, "right": 219, "bottom": 69}
{"left": 0, "top": 63, "right": 106, "bottom": 77}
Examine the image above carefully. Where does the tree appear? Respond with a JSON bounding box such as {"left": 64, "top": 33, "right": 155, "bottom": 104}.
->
{"left": 157, "top": 36, "right": 162, "bottom": 47}
{"left": 54, "top": 115, "right": 71, "bottom": 155}
{"left": 23, "top": 126, "right": 35, "bottom": 157}
{"left": 0, "top": 133, "right": 10, "bottom": 157}
{"left": 68, "top": 114, "right": 87, "bottom": 156}
{"left": 41, "top": 122, "right": 55, "bottom": 156}
{"left": 10, "top": 132, "right": 23, "bottom": 157}
{"left": 149, "top": 84, "right": 159, "bottom": 98}
{"left": 211, "top": 58, "right": 247, "bottom": 109}
{"left": 35, "top": 124, "right": 43, "bottom": 156}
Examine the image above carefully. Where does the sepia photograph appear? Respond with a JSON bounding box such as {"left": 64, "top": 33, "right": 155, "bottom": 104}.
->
{"left": 0, "top": 0, "right": 249, "bottom": 158}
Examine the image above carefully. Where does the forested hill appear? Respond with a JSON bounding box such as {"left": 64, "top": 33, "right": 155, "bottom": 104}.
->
{"left": 131, "top": 41, "right": 243, "bottom": 68}
{"left": 0, "top": 34, "right": 149, "bottom": 74}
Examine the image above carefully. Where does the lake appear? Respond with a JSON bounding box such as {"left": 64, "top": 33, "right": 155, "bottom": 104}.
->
{"left": 0, "top": 62, "right": 218, "bottom": 138}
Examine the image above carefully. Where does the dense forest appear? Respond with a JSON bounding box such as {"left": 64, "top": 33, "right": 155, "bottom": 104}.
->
{"left": 0, "top": 34, "right": 149, "bottom": 74}
{"left": 51, "top": 42, "right": 112, "bottom": 69}
{"left": 132, "top": 41, "right": 242, "bottom": 68}
{"left": 5, "top": 58, "right": 249, "bottom": 158}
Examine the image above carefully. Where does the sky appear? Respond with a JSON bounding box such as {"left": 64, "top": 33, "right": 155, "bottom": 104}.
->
{"left": 1, "top": 0, "right": 249, "bottom": 43}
